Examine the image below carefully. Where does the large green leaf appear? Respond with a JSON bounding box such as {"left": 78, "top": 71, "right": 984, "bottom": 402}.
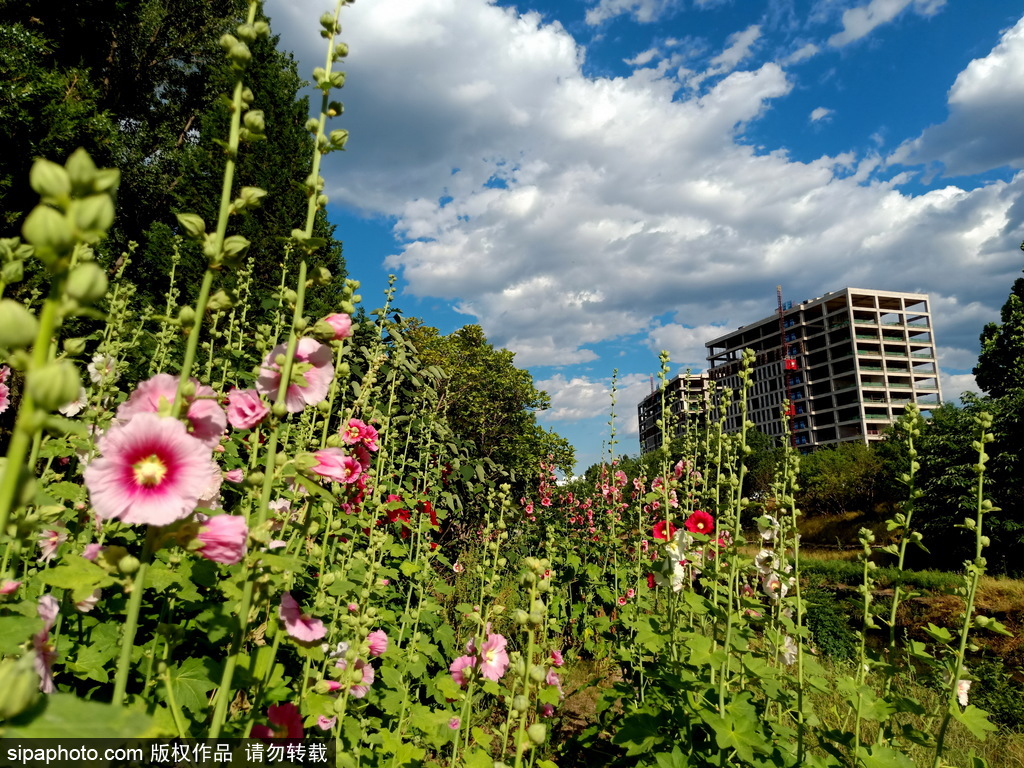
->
{"left": 5, "top": 694, "right": 163, "bottom": 738}
{"left": 167, "top": 657, "right": 219, "bottom": 713}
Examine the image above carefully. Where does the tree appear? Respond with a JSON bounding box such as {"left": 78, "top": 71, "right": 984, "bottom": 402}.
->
{"left": 975, "top": 257, "right": 1024, "bottom": 398}
{"left": 797, "top": 441, "right": 883, "bottom": 516}
{"left": 0, "top": 1, "right": 346, "bottom": 358}
{"left": 402, "top": 321, "right": 574, "bottom": 494}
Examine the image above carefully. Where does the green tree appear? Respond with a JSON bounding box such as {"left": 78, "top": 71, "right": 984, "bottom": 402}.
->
{"left": 797, "top": 441, "right": 883, "bottom": 516}
{"left": 975, "top": 257, "right": 1024, "bottom": 398}
{"left": 0, "top": 0, "right": 346, "bottom": 352}
{"left": 402, "top": 321, "right": 574, "bottom": 495}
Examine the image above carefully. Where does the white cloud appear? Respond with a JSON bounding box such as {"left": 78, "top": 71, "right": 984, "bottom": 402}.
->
{"left": 265, "top": 0, "right": 1022, "bottom": 372}
{"left": 940, "top": 372, "right": 982, "bottom": 403}
{"left": 625, "top": 48, "right": 660, "bottom": 67}
{"left": 689, "top": 24, "right": 762, "bottom": 89}
{"left": 889, "top": 16, "right": 1024, "bottom": 176}
{"left": 646, "top": 323, "right": 729, "bottom": 370}
{"left": 585, "top": 0, "right": 680, "bottom": 26}
{"left": 829, "top": 0, "right": 947, "bottom": 47}
{"left": 537, "top": 373, "right": 652, "bottom": 435}
{"left": 810, "top": 106, "right": 833, "bottom": 122}
{"left": 783, "top": 43, "right": 820, "bottom": 65}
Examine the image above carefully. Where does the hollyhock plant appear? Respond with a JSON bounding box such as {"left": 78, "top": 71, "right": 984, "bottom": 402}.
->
{"left": 317, "top": 715, "right": 337, "bottom": 731}
{"left": 337, "top": 657, "right": 375, "bottom": 698}
{"left": 84, "top": 413, "right": 217, "bottom": 526}
{"left": 478, "top": 633, "right": 510, "bottom": 682}
{"left": 653, "top": 520, "right": 677, "bottom": 541}
{"left": 320, "top": 312, "right": 353, "bottom": 340}
{"left": 279, "top": 592, "right": 326, "bottom": 642}
{"left": 685, "top": 510, "right": 714, "bottom": 535}
{"left": 251, "top": 702, "right": 304, "bottom": 739}
{"left": 118, "top": 373, "right": 226, "bottom": 448}
{"left": 310, "top": 448, "right": 362, "bottom": 484}
{"left": 340, "top": 418, "right": 379, "bottom": 452}
{"left": 0, "top": 380, "right": 9, "bottom": 415}
{"left": 450, "top": 655, "right": 477, "bottom": 687}
{"left": 1, "top": 581, "right": 21, "bottom": 595}
{"left": 256, "top": 337, "right": 333, "bottom": 413}
{"left": 196, "top": 515, "right": 248, "bottom": 565}
{"left": 33, "top": 595, "right": 59, "bottom": 693}
{"left": 225, "top": 387, "right": 269, "bottom": 430}
{"left": 367, "top": 629, "right": 388, "bottom": 657}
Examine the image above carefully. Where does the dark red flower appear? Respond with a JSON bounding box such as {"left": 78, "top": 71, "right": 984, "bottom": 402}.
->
{"left": 251, "top": 702, "right": 304, "bottom": 739}
{"left": 646, "top": 573, "right": 656, "bottom": 589}
{"left": 652, "top": 520, "right": 677, "bottom": 540}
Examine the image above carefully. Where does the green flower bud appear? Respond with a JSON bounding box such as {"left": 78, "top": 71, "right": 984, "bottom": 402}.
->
{"left": 329, "top": 129, "right": 349, "bottom": 149}
{"left": 65, "top": 262, "right": 108, "bottom": 304}
{"left": 65, "top": 148, "right": 98, "bottom": 195}
{"left": 327, "top": 101, "right": 344, "bottom": 117}
{"left": 236, "top": 23, "right": 257, "bottom": 43}
{"left": 63, "top": 337, "right": 87, "bottom": 356}
{"left": 0, "top": 655, "right": 41, "bottom": 720}
{"left": 333, "top": 42, "right": 349, "bottom": 60}
{"left": 0, "top": 299, "right": 39, "bottom": 349}
{"left": 178, "top": 306, "right": 196, "bottom": 328}
{"left": 22, "top": 205, "right": 74, "bottom": 266}
{"left": 511, "top": 695, "right": 527, "bottom": 712}
{"left": 28, "top": 360, "right": 81, "bottom": 411}
{"left": 72, "top": 195, "right": 115, "bottom": 240}
{"left": 527, "top": 723, "right": 546, "bottom": 745}
{"left": 219, "top": 33, "right": 239, "bottom": 50}
{"left": 175, "top": 213, "right": 206, "bottom": 239}
{"left": 206, "top": 290, "right": 234, "bottom": 312}
{"left": 253, "top": 21, "right": 270, "bottom": 38}
{"left": 512, "top": 609, "right": 529, "bottom": 626}
{"left": 243, "top": 110, "right": 265, "bottom": 133}
{"left": 305, "top": 118, "right": 320, "bottom": 133}
{"left": 529, "top": 665, "right": 546, "bottom": 683}
{"left": 228, "top": 42, "right": 251, "bottom": 67}
{"left": 29, "top": 158, "right": 71, "bottom": 201}
{"left": 245, "top": 471, "right": 264, "bottom": 488}
{"left": 118, "top": 555, "right": 141, "bottom": 575}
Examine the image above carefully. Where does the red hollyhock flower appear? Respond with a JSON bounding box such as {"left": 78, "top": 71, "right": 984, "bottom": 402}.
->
{"left": 685, "top": 510, "right": 714, "bottom": 534}
{"left": 646, "top": 573, "right": 656, "bottom": 589}
{"left": 420, "top": 500, "right": 439, "bottom": 528}
{"left": 652, "top": 520, "right": 677, "bottom": 540}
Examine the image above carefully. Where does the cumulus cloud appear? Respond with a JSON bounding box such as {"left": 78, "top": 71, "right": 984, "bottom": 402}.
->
{"left": 783, "top": 42, "right": 820, "bottom": 65}
{"left": 625, "top": 48, "right": 660, "bottom": 67}
{"left": 537, "top": 373, "right": 652, "bottom": 435}
{"left": 829, "top": 0, "right": 947, "bottom": 48}
{"left": 688, "top": 24, "right": 762, "bottom": 89}
{"left": 264, "top": 0, "right": 1023, "bottom": 371}
{"left": 810, "top": 106, "right": 833, "bottom": 122}
{"left": 940, "top": 372, "right": 982, "bottom": 403}
{"left": 889, "top": 16, "right": 1024, "bottom": 176}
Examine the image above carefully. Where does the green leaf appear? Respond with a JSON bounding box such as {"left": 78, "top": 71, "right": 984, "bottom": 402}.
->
{"left": 653, "top": 745, "right": 691, "bottom": 768}
{"left": 0, "top": 614, "right": 39, "bottom": 655}
{"left": 463, "top": 747, "right": 493, "bottom": 768}
{"left": 37, "top": 558, "right": 116, "bottom": 602}
{"left": 950, "top": 703, "right": 998, "bottom": 741}
{"left": 856, "top": 745, "right": 917, "bottom": 768}
{"left": 6, "top": 694, "right": 164, "bottom": 738}
{"left": 612, "top": 712, "right": 664, "bottom": 756}
{"left": 167, "top": 657, "right": 219, "bottom": 713}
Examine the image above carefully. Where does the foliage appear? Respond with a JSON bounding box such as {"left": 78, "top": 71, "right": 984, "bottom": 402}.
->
{"left": 975, "top": 263, "right": 1024, "bottom": 398}
{"left": 803, "top": 589, "right": 858, "bottom": 660}
{"left": 797, "top": 441, "right": 884, "bottom": 516}
{"left": 402, "top": 320, "right": 574, "bottom": 496}
{"left": 969, "top": 656, "right": 1024, "bottom": 732}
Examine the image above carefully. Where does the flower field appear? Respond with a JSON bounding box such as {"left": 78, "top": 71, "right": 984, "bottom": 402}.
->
{"left": 0, "top": 2, "right": 1017, "bottom": 766}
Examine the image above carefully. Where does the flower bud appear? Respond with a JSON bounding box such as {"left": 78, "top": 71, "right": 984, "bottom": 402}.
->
{"left": 118, "top": 555, "right": 141, "bottom": 575}
{"left": 29, "top": 158, "right": 71, "bottom": 201}
{"left": 228, "top": 42, "right": 251, "bottom": 67}
{"left": 0, "top": 655, "right": 40, "bottom": 720}
{"left": 529, "top": 665, "right": 546, "bottom": 683}
{"left": 0, "top": 299, "right": 39, "bottom": 348}
{"left": 28, "top": 360, "right": 81, "bottom": 411}
{"left": 65, "top": 262, "right": 108, "bottom": 304}
{"left": 243, "top": 110, "right": 265, "bottom": 133}
{"left": 512, "top": 609, "right": 529, "bottom": 626}
{"left": 22, "top": 205, "right": 73, "bottom": 266}
{"left": 527, "top": 723, "right": 546, "bottom": 745}
{"left": 63, "top": 337, "right": 87, "bottom": 356}
{"left": 73, "top": 195, "right": 115, "bottom": 240}
{"left": 511, "top": 695, "right": 527, "bottom": 712}
{"left": 178, "top": 306, "right": 196, "bottom": 328}
{"left": 65, "top": 148, "right": 98, "bottom": 195}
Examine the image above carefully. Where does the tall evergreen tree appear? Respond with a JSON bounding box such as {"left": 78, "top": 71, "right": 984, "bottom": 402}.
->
{"left": 0, "top": 0, "right": 346, "bottom": 343}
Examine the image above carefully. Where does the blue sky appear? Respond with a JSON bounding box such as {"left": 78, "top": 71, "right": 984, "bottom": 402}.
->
{"left": 263, "top": 0, "right": 1024, "bottom": 473}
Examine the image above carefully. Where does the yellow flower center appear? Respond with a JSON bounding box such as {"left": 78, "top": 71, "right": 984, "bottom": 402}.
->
{"left": 133, "top": 454, "right": 168, "bottom": 487}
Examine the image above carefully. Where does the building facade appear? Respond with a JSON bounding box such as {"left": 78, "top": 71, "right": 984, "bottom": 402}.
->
{"left": 637, "top": 372, "right": 710, "bottom": 454}
{"left": 704, "top": 288, "right": 941, "bottom": 449}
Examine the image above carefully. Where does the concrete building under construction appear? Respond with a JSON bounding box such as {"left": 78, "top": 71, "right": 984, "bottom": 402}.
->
{"left": 704, "top": 287, "right": 942, "bottom": 449}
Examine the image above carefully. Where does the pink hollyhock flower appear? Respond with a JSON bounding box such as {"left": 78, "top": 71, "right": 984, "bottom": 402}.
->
{"left": 197, "top": 515, "right": 248, "bottom": 565}
{"left": 226, "top": 388, "right": 269, "bottom": 430}
{"left": 550, "top": 650, "right": 564, "bottom": 667}
{"left": 0, "top": 581, "right": 20, "bottom": 595}
{"left": 367, "top": 629, "right": 388, "bottom": 657}
{"left": 317, "top": 715, "right": 337, "bottom": 731}
{"left": 320, "top": 313, "right": 353, "bottom": 340}
{"left": 310, "top": 448, "right": 362, "bottom": 484}
{"left": 117, "top": 374, "right": 226, "bottom": 449}
{"left": 340, "top": 418, "right": 379, "bottom": 452}
{"left": 652, "top": 520, "right": 677, "bottom": 541}
{"left": 337, "top": 658, "right": 375, "bottom": 698}
{"left": 196, "top": 462, "right": 223, "bottom": 510}
{"left": 84, "top": 413, "right": 217, "bottom": 526}
{"left": 37, "top": 528, "right": 67, "bottom": 562}
{"left": 448, "top": 717, "right": 461, "bottom": 730}
{"left": 0, "top": 365, "right": 9, "bottom": 384}
{"left": 279, "top": 592, "right": 326, "bottom": 642}
{"left": 251, "top": 702, "right": 304, "bottom": 739}
{"left": 626, "top": 588, "right": 636, "bottom": 599}
{"left": 541, "top": 704, "right": 555, "bottom": 717}
{"left": 0, "top": 381, "right": 9, "bottom": 416}
{"left": 81, "top": 543, "right": 102, "bottom": 561}
{"left": 957, "top": 678, "right": 972, "bottom": 707}
{"left": 450, "top": 655, "right": 477, "bottom": 687}
{"left": 617, "top": 596, "right": 627, "bottom": 606}
{"left": 256, "top": 338, "right": 333, "bottom": 413}
{"left": 684, "top": 510, "right": 714, "bottom": 535}
{"left": 75, "top": 588, "right": 101, "bottom": 613}
{"left": 33, "top": 595, "right": 59, "bottom": 693}
{"left": 478, "top": 634, "right": 510, "bottom": 682}
{"left": 224, "top": 468, "right": 244, "bottom": 483}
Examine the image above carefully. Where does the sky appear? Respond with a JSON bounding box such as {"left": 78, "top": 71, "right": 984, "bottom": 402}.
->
{"left": 262, "top": 0, "right": 1024, "bottom": 474}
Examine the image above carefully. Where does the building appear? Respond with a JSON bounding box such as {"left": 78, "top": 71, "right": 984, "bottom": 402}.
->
{"left": 637, "top": 372, "right": 710, "bottom": 454}
{"left": 704, "top": 287, "right": 942, "bottom": 449}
